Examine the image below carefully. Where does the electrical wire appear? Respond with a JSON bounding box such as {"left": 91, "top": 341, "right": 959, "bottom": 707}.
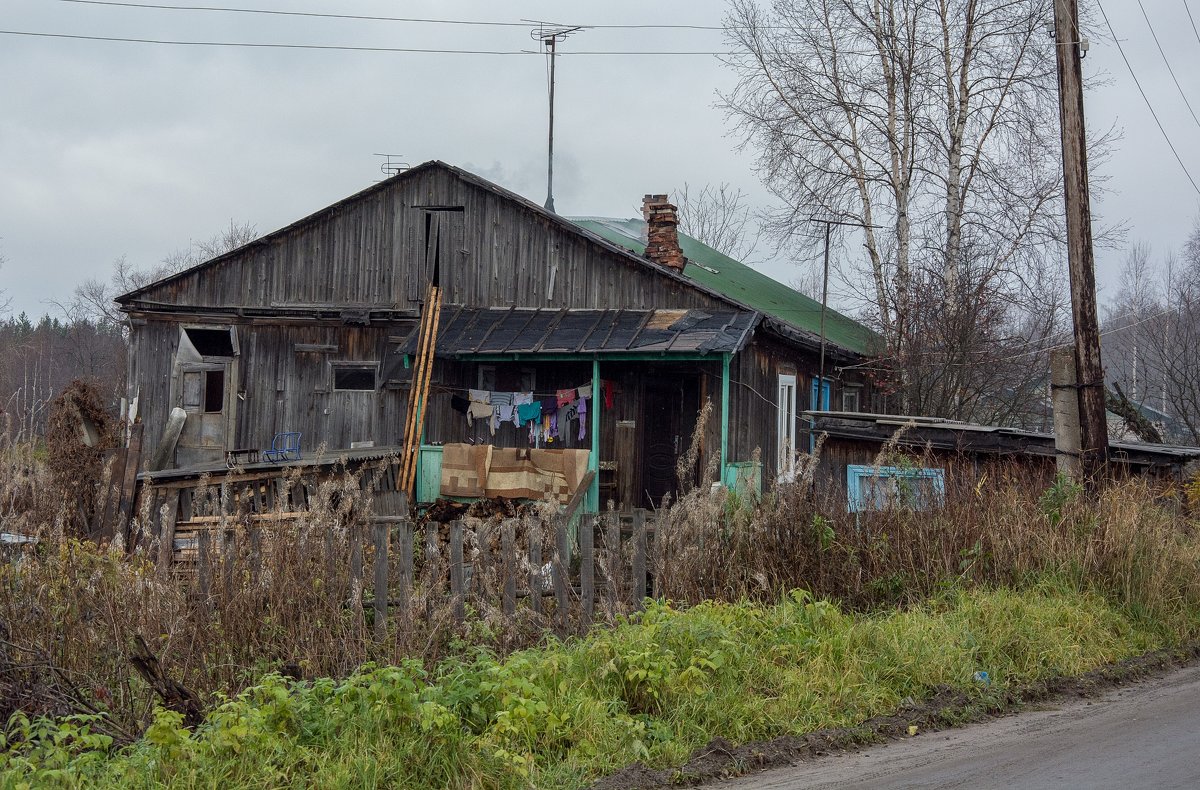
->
{"left": 0, "top": 29, "right": 732, "bottom": 55}
{"left": 1184, "top": 0, "right": 1200, "bottom": 46}
{"left": 55, "top": 0, "right": 731, "bottom": 30}
{"left": 1135, "top": 0, "right": 1200, "bottom": 130}
{"left": 1095, "top": 0, "right": 1200, "bottom": 197}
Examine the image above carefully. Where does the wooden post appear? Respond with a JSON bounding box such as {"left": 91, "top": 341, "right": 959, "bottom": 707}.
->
{"left": 222, "top": 528, "right": 237, "bottom": 600}
{"left": 197, "top": 530, "right": 212, "bottom": 601}
{"left": 579, "top": 514, "right": 594, "bottom": 627}
{"left": 632, "top": 508, "right": 647, "bottom": 610}
{"left": 424, "top": 522, "right": 438, "bottom": 619}
{"left": 450, "top": 520, "right": 465, "bottom": 626}
{"left": 554, "top": 516, "right": 569, "bottom": 635}
{"left": 1053, "top": 0, "right": 1108, "bottom": 480}
{"left": 1051, "top": 347, "right": 1084, "bottom": 480}
{"left": 605, "top": 510, "right": 620, "bottom": 619}
{"left": 397, "top": 518, "right": 413, "bottom": 628}
{"left": 349, "top": 522, "right": 363, "bottom": 611}
{"left": 117, "top": 421, "right": 144, "bottom": 546}
{"left": 528, "top": 524, "right": 543, "bottom": 617}
{"left": 501, "top": 519, "right": 516, "bottom": 619}
{"left": 373, "top": 519, "right": 388, "bottom": 641}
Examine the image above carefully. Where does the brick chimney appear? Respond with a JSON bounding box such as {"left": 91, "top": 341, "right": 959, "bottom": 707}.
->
{"left": 642, "top": 194, "right": 686, "bottom": 272}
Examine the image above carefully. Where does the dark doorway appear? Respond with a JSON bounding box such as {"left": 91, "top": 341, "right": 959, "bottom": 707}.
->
{"left": 640, "top": 372, "right": 701, "bottom": 509}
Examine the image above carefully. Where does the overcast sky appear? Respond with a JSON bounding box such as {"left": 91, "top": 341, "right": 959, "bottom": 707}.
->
{"left": 2, "top": 0, "right": 1199, "bottom": 320}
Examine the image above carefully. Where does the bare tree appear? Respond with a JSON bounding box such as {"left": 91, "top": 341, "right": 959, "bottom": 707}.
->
{"left": 672, "top": 182, "right": 761, "bottom": 262}
{"left": 67, "top": 220, "right": 257, "bottom": 330}
{"left": 722, "top": 0, "right": 1069, "bottom": 422}
{"left": 1102, "top": 228, "right": 1200, "bottom": 444}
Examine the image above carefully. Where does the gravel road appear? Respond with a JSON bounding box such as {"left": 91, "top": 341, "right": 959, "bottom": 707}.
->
{"left": 708, "top": 664, "right": 1200, "bottom": 789}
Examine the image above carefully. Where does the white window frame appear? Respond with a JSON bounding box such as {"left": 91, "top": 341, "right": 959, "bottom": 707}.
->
{"left": 842, "top": 386, "right": 861, "bottom": 413}
{"left": 777, "top": 374, "right": 798, "bottom": 481}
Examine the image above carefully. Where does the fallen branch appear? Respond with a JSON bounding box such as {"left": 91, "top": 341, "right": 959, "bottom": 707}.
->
{"left": 128, "top": 635, "right": 204, "bottom": 729}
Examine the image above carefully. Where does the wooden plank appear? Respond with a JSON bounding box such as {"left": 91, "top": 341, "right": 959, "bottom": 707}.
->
{"left": 554, "top": 516, "right": 569, "bottom": 636}
{"left": 450, "top": 519, "right": 465, "bottom": 625}
{"left": 559, "top": 470, "right": 596, "bottom": 524}
{"left": 197, "top": 530, "right": 212, "bottom": 600}
{"left": 632, "top": 508, "right": 647, "bottom": 611}
{"left": 501, "top": 519, "right": 516, "bottom": 619}
{"left": 528, "top": 525, "right": 542, "bottom": 617}
{"left": 222, "top": 528, "right": 237, "bottom": 600}
{"left": 580, "top": 514, "right": 594, "bottom": 627}
{"left": 349, "top": 522, "right": 363, "bottom": 610}
{"left": 157, "top": 491, "right": 179, "bottom": 573}
{"left": 396, "top": 518, "right": 413, "bottom": 625}
{"left": 424, "top": 522, "right": 438, "bottom": 619}
{"left": 605, "top": 510, "right": 620, "bottom": 619}
{"left": 117, "top": 422, "right": 144, "bottom": 544}
{"left": 372, "top": 519, "right": 388, "bottom": 641}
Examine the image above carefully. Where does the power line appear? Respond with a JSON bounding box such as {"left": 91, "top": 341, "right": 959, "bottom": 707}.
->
{"left": 1094, "top": 0, "right": 1200, "bottom": 197}
{"left": 1135, "top": 0, "right": 1200, "bottom": 130}
{"left": 0, "top": 29, "right": 731, "bottom": 55}
{"left": 55, "top": 0, "right": 730, "bottom": 30}
{"left": 1185, "top": 1, "right": 1200, "bottom": 46}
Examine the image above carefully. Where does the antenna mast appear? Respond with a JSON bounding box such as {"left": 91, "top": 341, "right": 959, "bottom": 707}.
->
{"left": 530, "top": 22, "right": 582, "bottom": 213}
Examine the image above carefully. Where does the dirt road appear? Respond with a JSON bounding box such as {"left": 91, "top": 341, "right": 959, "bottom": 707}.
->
{"left": 709, "top": 665, "right": 1200, "bottom": 789}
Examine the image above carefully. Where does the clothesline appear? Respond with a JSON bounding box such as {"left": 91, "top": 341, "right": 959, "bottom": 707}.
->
{"left": 446, "top": 382, "right": 616, "bottom": 447}
{"left": 428, "top": 381, "right": 615, "bottom": 399}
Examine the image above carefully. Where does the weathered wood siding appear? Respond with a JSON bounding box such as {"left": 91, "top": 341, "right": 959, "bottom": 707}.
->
{"left": 125, "top": 164, "right": 721, "bottom": 314}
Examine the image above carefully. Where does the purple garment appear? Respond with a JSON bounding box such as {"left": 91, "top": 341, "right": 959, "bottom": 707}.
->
{"left": 577, "top": 397, "right": 588, "bottom": 440}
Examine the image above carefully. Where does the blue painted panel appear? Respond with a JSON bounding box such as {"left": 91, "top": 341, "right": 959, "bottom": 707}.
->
{"left": 846, "top": 464, "right": 945, "bottom": 512}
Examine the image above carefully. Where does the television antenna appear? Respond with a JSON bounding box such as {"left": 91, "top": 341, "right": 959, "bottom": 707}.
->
{"left": 528, "top": 22, "right": 584, "bottom": 212}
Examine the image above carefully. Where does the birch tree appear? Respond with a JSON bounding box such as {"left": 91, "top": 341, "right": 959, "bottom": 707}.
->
{"left": 722, "top": 0, "right": 1066, "bottom": 422}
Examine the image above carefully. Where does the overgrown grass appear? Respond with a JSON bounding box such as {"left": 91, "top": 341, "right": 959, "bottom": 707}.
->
{"left": 0, "top": 581, "right": 1174, "bottom": 788}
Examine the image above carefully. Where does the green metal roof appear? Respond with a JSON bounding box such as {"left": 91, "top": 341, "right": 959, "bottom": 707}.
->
{"left": 570, "top": 217, "right": 878, "bottom": 356}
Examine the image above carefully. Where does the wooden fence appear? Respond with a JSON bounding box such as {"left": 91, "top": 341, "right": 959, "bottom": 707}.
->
{"left": 171, "top": 503, "right": 657, "bottom": 639}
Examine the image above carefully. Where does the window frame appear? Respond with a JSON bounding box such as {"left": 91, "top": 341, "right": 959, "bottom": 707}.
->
{"left": 842, "top": 386, "right": 861, "bottom": 413}
{"left": 846, "top": 464, "right": 945, "bottom": 513}
{"left": 331, "top": 361, "right": 379, "bottom": 392}
{"left": 777, "top": 373, "right": 798, "bottom": 481}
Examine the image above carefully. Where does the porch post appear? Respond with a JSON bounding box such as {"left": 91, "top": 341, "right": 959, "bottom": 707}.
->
{"left": 721, "top": 352, "right": 731, "bottom": 485}
{"left": 588, "top": 356, "right": 600, "bottom": 513}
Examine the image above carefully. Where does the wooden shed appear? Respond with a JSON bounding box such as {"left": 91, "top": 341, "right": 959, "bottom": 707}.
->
{"left": 117, "top": 161, "right": 878, "bottom": 518}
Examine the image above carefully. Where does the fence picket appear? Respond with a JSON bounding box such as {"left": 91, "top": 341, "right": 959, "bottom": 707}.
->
{"left": 450, "top": 520, "right": 465, "bottom": 625}
{"left": 529, "top": 526, "right": 543, "bottom": 617}
{"left": 554, "top": 516, "right": 569, "bottom": 636}
{"left": 397, "top": 519, "right": 413, "bottom": 626}
{"left": 580, "top": 514, "right": 594, "bottom": 627}
{"left": 605, "top": 511, "right": 619, "bottom": 619}
{"left": 349, "top": 523, "right": 363, "bottom": 610}
{"left": 373, "top": 520, "right": 388, "bottom": 641}
{"left": 632, "top": 508, "right": 647, "bottom": 611}
{"left": 501, "top": 519, "right": 516, "bottom": 619}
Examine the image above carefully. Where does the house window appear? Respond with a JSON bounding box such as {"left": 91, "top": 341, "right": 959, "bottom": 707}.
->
{"left": 777, "top": 374, "right": 797, "bottom": 480}
{"left": 842, "top": 387, "right": 861, "bottom": 413}
{"left": 184, "top": 326, "right": 236, "bottom": 357}
{"left": 810, "top": 376, "right": 831, "bottom": 411}
{"left": 203, "top": 369, "right": 225, "bottom": 413}
{"left": 333, "top": 363, "right": 377, "bottom": 391}
{"left": 847, "top": 464, "right": 945, "bottom": 512}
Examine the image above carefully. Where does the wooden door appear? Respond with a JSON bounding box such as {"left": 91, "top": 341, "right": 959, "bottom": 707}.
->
{"left": 640, "top": 374, "right": 700, "bottom": 509}
{"left": 176, "top": 362, "right": 232, "bottom": 467}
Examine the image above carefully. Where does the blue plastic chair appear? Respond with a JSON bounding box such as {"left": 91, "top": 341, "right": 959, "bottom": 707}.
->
{"left": 263, "top": 432, "right": 302, "bottom": 462}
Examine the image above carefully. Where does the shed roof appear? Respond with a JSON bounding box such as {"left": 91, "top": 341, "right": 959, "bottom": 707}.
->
{"left": 806, "top": 411, "right": 1200, "bottom": 467}
{"left": 405, "top": 307, "right": 757, "bottom": 358}
{"left": 571, "top": 217, "right": 879, "bottom": 356}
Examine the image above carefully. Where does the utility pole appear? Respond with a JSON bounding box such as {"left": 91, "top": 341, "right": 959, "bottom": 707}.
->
{"left": 1052, "top": 0, "right": 1108, "bottom": 480}
{"left": 531, "top": 24, "right": 582, "bottom": 213}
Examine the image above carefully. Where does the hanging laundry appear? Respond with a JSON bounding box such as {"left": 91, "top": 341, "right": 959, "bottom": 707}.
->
{"left": 467, "top": 401, "right": 495, "bottom": 435}
{"left": 491, "top": 391, "right": 515, "bottom": 431}
{"left": 542, "top": 413, "right": 552, "bottom": 443}
{"left": 576, "top": 384, "right": 593, "bottom": 400}
{"left": 602, "top": 380, "right": 615, "bottom": 409}
{"left": 540, "top": 395, "right": 558, "bottom": 414}
{"left": 577, "top": 397, "right": 588, "bottom": 441}
{"left": 549, "top": 411, "right": 559, "bottom": 439}
{"left": 516, "top": 399, "right": 542, "bottom": 426}
{"left": 468, "top": 388, "right": 491, "bottom": 404}
{"left": 450, "top": 395, "right": 470, "bottom": 414}
{"left": 556, "top": 388, "right": 576, "bottom": 408}
{"left": 557, "top": 398, "right": 581, "bottom": 438}
{"left": 513, "top": 392, "right": 534, "bottom": 426}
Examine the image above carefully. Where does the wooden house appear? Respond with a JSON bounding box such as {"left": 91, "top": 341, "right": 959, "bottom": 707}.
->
{"left": 807, "top": 411, "right": 1200, "bottom": 511}
{"left": 117, "top": 161, "right": 879, "bottom": 519}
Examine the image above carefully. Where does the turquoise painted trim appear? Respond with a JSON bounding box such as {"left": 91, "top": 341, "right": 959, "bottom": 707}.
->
{"left": 588, "top": 358, "right": 600, "bottom": 513}
{"left": 450, "top": 352, "right": 724, "bottom": 363}
{"left": 720, "top": 352, "right": 731, "bottom": 473}
{"left": 846, "top": 464, "right": 945, "bottom": 513}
